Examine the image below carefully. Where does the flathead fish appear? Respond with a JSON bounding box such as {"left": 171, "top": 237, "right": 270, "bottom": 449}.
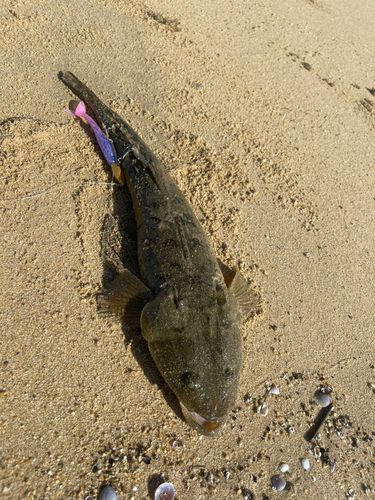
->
{"left": 61, "top": 72, "right": 260, "bottom": 435}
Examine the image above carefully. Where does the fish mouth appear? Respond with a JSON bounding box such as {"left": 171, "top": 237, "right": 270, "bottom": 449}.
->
{"left": 180, "top": 403, "right": 225, "bottom": 435}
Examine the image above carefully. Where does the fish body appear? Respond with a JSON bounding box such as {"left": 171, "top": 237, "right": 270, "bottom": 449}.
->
{"left": 62, "top": 72, "right": 257, "bottom": 434}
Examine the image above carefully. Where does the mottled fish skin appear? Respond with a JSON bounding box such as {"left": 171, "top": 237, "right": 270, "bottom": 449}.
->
{"left": 62, "top": 72, "right": 245, "bottom": 434}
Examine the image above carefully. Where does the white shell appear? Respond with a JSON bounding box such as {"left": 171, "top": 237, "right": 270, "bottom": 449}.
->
{"left": 279, "top": 463, "right": 289, "bottom": 473}
{"left": 99, "top": 486, "right": 117, "bottom": 500}
{"left": 257, "top": 404, "right": 269, "bottom": 416}
{"left": 155, "top": 483, "right": 175, "bottom": 500}
{"left": 271, "top": 475, "right": 286, "bottom": 491}
{"left": 301, "top": 458, "right": 310, "bottom": 470}
{"left": 269, "top": 385, "right": 279, "bottom": 395}
{"left": 315, "top": 390, "right": 330, "bottom": 407}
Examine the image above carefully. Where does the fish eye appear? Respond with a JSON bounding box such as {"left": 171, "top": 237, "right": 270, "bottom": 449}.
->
{"left": 180, "top": 371, "right": 200, "bottom": 389}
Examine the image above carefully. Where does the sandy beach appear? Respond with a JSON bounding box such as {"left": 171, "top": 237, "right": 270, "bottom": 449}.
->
{"left": 1, "top": 0, "right": 375, "bottom": 498}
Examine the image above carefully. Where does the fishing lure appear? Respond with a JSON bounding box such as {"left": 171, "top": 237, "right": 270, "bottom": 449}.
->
{"left": 65, "top": 101, "right": 124, "bottom": 185}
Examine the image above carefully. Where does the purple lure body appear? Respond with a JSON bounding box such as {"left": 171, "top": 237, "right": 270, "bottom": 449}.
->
{"left": 65, "top": 101, "right": 116, "bottom": 165}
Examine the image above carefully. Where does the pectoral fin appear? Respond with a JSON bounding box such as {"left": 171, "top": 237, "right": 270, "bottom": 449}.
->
{"left": 98, "top": 269, "right": 153, "bottom": 325}
{"left": 218, "top": 259, "right": 262, "bottom": 319}
{"left": 229, "top": 271, "right": 262, "bottom": 319}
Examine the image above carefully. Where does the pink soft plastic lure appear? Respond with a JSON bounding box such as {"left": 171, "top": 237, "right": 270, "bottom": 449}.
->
{"left": 65, "top": 101, "right": 116, "bottom": 165}
{"left": 65, "top": 101, "right": 126, "bottom": 185}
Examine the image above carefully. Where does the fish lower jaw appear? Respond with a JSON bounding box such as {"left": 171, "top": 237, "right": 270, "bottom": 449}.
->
{"left": 180, "top": 403, "right": 225, "bottom": 436}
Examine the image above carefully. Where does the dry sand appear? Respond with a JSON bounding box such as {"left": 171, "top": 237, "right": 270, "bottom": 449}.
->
{"left": 1, "top": 0, "right": 375, "bottom": 498}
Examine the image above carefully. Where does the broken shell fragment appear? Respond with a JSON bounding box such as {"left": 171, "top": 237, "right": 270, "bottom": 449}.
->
{"left": 269, "top": 385, "right": 279, "bottom": 395}
{"left": 301, "top": 458, "right": 310, "bottom": 470}
{"left": 279, "top": 463, "right": 289, "bottom": 473}
{"left": 99, "top": 486, "right": 117, "bottom": 500}
{"left": 271, "top": 475, "right": 286, "bottom": 491}
{"left": 257, "top": 404, "right": 269, "bottom": 416}
{"left": 315, "top": 390, "right": 331, "bottom": 407}
{"left": 154, "top": 483, "right": 175, "bottom": 500}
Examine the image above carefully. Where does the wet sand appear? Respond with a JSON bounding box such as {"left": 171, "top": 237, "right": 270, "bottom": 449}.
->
{"left": 1, "top": 0, "right": 375, "bottom": 498}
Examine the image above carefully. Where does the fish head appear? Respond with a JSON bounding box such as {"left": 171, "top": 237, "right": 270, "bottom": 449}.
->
{"left": 140, "top": 283, "right": 242, "bottom": 435}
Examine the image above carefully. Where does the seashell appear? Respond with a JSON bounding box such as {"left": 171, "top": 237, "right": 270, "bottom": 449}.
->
{"left": 257, "top": 404, "right": 269, "bottom": 416}
{"left": 269, "top": 385, "right": 279, "bottom": 395}
{"left": 99, "top": 486, "right": 117, "bottom": 500}
{"left": 154, "top": 482, "right": 175, "bottom": 500}
{"left": 301, "top": 458, "right": 310, "bottom": 470}
{"left": 347, "top": 488, "right": 355, "bottom": 499}
{"left": 315, "top": 390, "right": 330, "bottom": 407}
{"left": 314, "top": 446, "right": 321, "bottom": 459}
{"left": 271, "top": 475, "right": 286, "bottom": 491}
{"left": 330, "top": 462, "right": 336, "bottom": 473}
{"left": 279, "top": 463, "right": 289, "bottom": 473}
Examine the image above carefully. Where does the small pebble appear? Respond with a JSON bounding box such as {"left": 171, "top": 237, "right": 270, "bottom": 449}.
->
{"left": 154, "top": 483, "right": 175, "bottom": 500}
{"left": 257, "top": 404, "right": 268, "bottom": 416}
{"left": 241, "top": 488, "right": 252, "bottom": 499}
{"left": 315, "top": 390, "right": 331, "bottom": 407}
{"left": 99, "top": 486, "right": 117, "bottom": 500}
{"left": 312, "top": 476, "right": 316, "bottom": 482}
{"left": 301, "top": 458, "right": 310, "bottom": 470}
{"left": 269, "top": 385, "right": 279, "bottom": 395}
{"left": 279, "top": 463, "right": 289, "bottom": 473}
{"left": 271, "top": 475, "right": 286, "bottom": 491}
